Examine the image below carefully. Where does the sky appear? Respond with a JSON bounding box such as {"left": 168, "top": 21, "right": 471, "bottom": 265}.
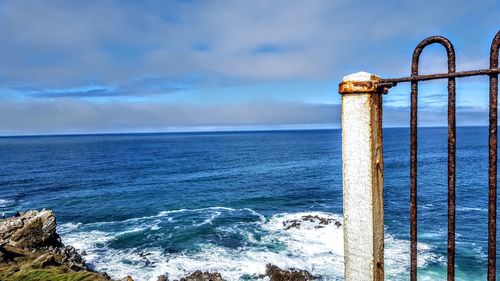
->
{"left": 0, "top": 0, "right": 499, "bottom": 135}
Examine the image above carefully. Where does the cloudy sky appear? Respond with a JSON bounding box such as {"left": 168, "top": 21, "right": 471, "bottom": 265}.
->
{"left": 0, "top": 0, "right": 499, "bottom": 135}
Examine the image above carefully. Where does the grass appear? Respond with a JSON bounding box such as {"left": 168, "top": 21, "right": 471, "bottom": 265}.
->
{"left": 0, "top": 267, "right": 108, "bottom": 281}
{"left": 0, "top": 256, "right": 109, "bottom": 281}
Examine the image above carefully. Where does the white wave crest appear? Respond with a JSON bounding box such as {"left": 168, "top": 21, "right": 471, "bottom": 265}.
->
{"left": 0, "top": 199, "right": 14, "bottom": 208}
{"left": 457, "top": 207, "right": 487, "bottom": 212}
{"left": 60, "top": 209, "right": 440, "bottom": 281}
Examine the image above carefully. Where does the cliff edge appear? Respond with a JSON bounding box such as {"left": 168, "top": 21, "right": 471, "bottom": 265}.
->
{"left": 0, "top": 210, "right": 110, "bottom": 281}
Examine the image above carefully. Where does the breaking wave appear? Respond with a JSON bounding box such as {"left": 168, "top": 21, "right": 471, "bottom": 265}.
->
{"left": 59, "top": 208, "right": 440, "bottom": 281}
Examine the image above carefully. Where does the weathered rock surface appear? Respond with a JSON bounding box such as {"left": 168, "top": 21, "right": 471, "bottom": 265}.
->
{"left": 0, "top": 210, "right": 110, "bottom": 281}
{"left": 179, "top": 270, "right": 224, "bottom": 281}
{"left": 263, "top": 264, "right": 317, "bottom": 281}
{"left": 282, "top": 215, "right": 341, "bottom": 230}
{"left": 0, "top": 210, "right": 61, "bottom": 249}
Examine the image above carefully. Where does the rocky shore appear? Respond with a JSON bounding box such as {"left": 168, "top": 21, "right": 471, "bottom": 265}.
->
{"left": 0, "top": 210, "right": 320, "bottom": 281}
{"left": 0, "top": 210, "right": 110, "bottom": 281}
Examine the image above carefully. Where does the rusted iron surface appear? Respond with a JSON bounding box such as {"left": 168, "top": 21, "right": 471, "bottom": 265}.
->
{"left": 368, "top": 30, "right": 499, "bottom": 281}
{"left": 408, "top": 35, "right": 456, "bottom": 281}
{"left": 489, "top": 31, "right": 499, "bottom": 281}
{"left": 339, "top": 73, "right": 383, "bottom": 95}
{"left": 339, "top": 81, "right": 379, "bottom": 94}
{"left": 380, "top": 68, "right": 500, "bottom": 85}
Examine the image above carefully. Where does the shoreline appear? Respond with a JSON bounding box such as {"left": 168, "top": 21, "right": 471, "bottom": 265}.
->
{"left": 0, "top": 209, "right": 322, "bottom": 281}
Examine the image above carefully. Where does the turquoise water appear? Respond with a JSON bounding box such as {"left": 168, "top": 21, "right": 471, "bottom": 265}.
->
{"left": 0, "top": 127, "right": 497, "bottom": 280}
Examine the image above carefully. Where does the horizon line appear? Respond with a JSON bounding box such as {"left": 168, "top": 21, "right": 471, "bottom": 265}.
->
{"left": 0, "top": 124, "right": 490, "bottom": 138}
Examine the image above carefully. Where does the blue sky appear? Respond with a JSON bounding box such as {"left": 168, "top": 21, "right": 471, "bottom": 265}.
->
{"left": 0, "top": 0, "right": 498, "bottom": 135}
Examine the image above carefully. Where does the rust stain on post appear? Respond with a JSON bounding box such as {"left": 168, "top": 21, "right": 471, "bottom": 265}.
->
{"left": 339, "top": 73, "right": 381, "bottom": 94}
{"left": 340, "top": 71, "right": 385, "bottom": 281}
{"left": 371, "top": 91, "right": 384, "bottom": 281}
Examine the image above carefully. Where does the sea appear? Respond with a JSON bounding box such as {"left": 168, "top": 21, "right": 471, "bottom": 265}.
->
{"left": 0, "top": 127, "right": 497, "bottom": 280}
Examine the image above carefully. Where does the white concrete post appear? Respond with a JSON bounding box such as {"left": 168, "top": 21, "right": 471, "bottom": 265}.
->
{"left": 339, "top": 72, "right": 385, "bottom": 281}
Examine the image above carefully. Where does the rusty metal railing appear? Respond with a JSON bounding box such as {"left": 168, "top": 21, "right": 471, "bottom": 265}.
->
{"left": 379, "top": 31, "right": 500, "bottom": 281}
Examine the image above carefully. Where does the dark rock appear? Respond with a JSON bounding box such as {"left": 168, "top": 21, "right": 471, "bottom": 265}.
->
{"left": 121, "top": 276, "right": 134, "bottom": 281}
{"left": 179, "top": 270, "right": 224, "bottom": 281}
{"left": 60, "top": 245, "right": 87, "bottom": 271}
{"left": 157, "top": 274, "right": 169, "bottom": 281}
{"left": 139, "top": 251, "right": 154, "bottom": 267}
{"left": 0, "top": 250, "right": 4, "bottom": 263}
{"left": 264, "top": 264, "right": 317, "bottom": 281}
{"left": 282, "top": 215, "right": 341, "bottom": 230}
{"left": 0, "top": 244, "right": 27, "bottom": 262}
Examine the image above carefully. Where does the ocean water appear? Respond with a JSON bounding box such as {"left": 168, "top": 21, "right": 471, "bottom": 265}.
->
{"left": 0, "top": 127, "right": 497, "bottom": 280}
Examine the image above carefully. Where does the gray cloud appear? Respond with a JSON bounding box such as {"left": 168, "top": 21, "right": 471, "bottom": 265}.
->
{"left": 0, "top": 0, "right": 497, "bottom": 88}
{"left": 382, "top": 105, "right": 489, "bottom": 127}
{"left": 0, "top": 99, "right": 490, "bottom": 135}
{"left": 0, "top": 1, "right": 497, "bottom": 134}
{"left": 0, "top": 99, "right": 341, "bottom": 135}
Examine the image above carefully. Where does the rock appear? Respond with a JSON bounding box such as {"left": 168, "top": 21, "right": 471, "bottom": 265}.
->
{"left": 0, "top": 210, "right": 87, "bottom": 271}
{"left": 139, "top": 251, "right": 154, "bottom": 267}
{"left": 179, "top": 270, "right": 224, "bottom": 281}
{"left": 102, "top": 272, "right": 112, "bottom": 280}
{"left": 264, "top": 264, "right": 317, "bottom": 281}
{"left": 0, "top": 209, "right": 113, "bottom": 281}
{"left": 58, "top": 245, "right": 87, "bottom": 271}
{"left": 121, "top": 276, "right": 134, "bottom": 281}
{"left": 0, "top": 210, "right": 61, "bottom": 250}
{"left": 157, "top": 274, "right": 169, "bottom": 281}
{"left": 282, "top": 215, "right": 341, "bottom": 230}
{"left": 32, "top": 252, "right": 61, "bottom": 268}
{"left": 0, "top": 244, "right": 28, "bottom": 262}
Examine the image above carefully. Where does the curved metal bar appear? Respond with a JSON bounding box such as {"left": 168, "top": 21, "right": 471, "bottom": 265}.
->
{"left": 409, "top": 36, "right": 456, "bottom": 281}
{"left": 488, "top": 30, "right": 500, "bottom": 281}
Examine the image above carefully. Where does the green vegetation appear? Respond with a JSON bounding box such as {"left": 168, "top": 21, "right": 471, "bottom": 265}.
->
{"left": 0, "top": 267, "right": 108, "bottom": 281}
{"left": 0, "top": 257, "right": 109, "bottom": 281}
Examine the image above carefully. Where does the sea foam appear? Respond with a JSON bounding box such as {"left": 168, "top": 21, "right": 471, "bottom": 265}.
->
{"left": 0, "top": 199, "right": 14, "bottom": 208}
{"left": 59, "top": 208, "right": 440, "bottom": 281}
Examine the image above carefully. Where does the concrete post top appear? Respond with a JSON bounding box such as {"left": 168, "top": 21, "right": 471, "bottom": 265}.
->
{"left": 338, "top": 71, "right": 383, "bottom": 95}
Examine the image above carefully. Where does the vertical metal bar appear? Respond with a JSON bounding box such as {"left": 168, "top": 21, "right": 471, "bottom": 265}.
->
{"left": 410, "top": 36, "right": 456, "bottom": 281}
{"left": 410, "top": 50, "right": 419, "bottom": 281}
{"left": 488, "top": 30, "right": 500, "bottom": 281}
{"left": 446, "top": 44, "right": 457, "bottom": 281}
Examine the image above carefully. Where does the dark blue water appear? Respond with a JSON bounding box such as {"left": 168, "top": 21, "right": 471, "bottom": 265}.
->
{"left": 0, "top": 128, "right": 496, "bottom": 280}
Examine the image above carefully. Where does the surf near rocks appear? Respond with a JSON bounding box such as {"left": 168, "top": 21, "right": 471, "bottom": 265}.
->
{"left": 0, "top": 209, "right": 320, "bottom": 281}
{"left": 282, "top": 214, "right": 342, "bottom": 230}
{"left": 156, "top": 265, "right": 318, "bottom": 281}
